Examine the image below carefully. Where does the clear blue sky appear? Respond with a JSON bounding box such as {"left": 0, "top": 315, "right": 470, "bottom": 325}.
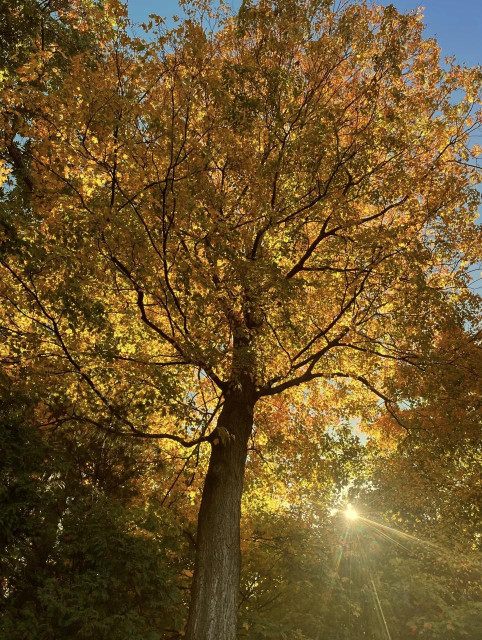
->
{"left": 127, "top": 0, "right": 481, "bottom": 67}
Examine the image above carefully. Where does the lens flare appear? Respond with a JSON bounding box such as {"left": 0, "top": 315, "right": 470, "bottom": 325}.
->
{"left": 345, "top": 504, "right": 358, "bottom": 521}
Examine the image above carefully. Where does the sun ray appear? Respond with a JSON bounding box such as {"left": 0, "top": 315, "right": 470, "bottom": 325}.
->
{"left": 361, "top": 518, "right": 412, "bottom": 553}
{"left": 356, "top": 531, "right": 393, "bottom": 640}
{"left": 358, "top": 516, "right": 482, "bottom": 572}
{"left": 334, "top": 526, "right": 349, "bottom": 573}
{"left": 369, "top": 576, "right": 392, "bottom": 640}
{"left": 358, "top": 516, "right": 441, "bottom": 550}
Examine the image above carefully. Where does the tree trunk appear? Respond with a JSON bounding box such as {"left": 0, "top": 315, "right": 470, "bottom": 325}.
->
{"left": 185, "top": 385, "right": 256, "bottom": 640}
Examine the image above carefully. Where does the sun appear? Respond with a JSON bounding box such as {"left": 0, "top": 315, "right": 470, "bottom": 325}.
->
{"left": 344, "top": 504, "right": 358, "bottom": 521}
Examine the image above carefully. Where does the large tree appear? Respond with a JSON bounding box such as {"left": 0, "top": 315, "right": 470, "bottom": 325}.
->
{"left": 1, "top": 0, "right": 481, "bottom": 637}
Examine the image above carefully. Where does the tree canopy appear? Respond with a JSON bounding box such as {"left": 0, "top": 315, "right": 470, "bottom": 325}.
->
{"left": 1, "top": 1, "right": 481, "bottom": 638}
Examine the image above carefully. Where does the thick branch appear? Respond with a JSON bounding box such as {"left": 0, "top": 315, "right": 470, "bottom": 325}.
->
{"left": 285, "top": 196, "right": 409, "bottom": 279}
{"left": 107, "top": 254, "right": 227, "bottom": 391}
{"left": 259, "top": 368, "right": 409, "bottom": 431}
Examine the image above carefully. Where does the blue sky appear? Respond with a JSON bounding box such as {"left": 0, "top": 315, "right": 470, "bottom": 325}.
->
{"left": 127, "top": 0, "right": 481, "bottom": 67}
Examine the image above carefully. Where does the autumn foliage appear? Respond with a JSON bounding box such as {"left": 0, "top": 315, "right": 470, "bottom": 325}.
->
{"left": 1, "top": 1, "right": 481, "bottom": 639}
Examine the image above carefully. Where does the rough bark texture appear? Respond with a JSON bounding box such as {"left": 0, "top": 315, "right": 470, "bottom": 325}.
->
{"left": 185, "top": 385, "right": 256, "bottom": 640}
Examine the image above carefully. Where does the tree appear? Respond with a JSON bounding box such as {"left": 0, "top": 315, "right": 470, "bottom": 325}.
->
{"left": 235, "top": 345, "right": 482, "bottom": 640}
{"left": 0, "top": 371, "right": 197, "bottom": 639}
{"left": 1, "top": 0, "right": 481, "bottom": 637}
{"left": 238, "top": 500, "right": 482, "bottom": 640}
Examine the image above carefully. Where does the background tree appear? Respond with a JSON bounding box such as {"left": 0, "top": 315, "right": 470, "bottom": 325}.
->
{"left": 237, "top": 359, "right": 481, "bottom": 640}
{"left": 0, "top": 373, "right": 196, "bottom": 639}
{"left": 1, "top": 0, "right": 481, "bottom": 638}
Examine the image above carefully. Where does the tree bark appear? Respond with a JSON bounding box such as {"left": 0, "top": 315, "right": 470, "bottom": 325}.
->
{"left": 185, "top": 385, "right": 256, "bottom": 640}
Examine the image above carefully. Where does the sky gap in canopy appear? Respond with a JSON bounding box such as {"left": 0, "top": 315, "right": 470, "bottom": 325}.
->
{"left": 127, "top": 1, "right": 481, "bottom": 68}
